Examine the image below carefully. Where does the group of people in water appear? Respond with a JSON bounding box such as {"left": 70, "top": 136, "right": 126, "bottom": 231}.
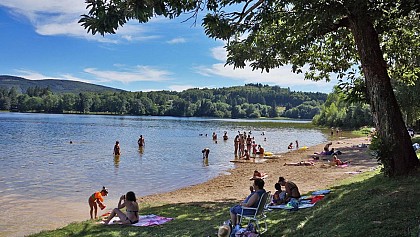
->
{"left": 112, "top": 135, "right": 146, "bottom": 156}
{"left": 233, "top": 131, "right": 266, "bottom": 160}
{"left": 94, "top": 136, "right": 348, "bottom": 233}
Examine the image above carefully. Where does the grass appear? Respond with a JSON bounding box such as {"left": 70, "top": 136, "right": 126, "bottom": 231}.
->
{"left": 351, "top": 126, "right": 374, "bottom": 137}
{"left": 29, "top": 169, "right": 420, "bottom": 237}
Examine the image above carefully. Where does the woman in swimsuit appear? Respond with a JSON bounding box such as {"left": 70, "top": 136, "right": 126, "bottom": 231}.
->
{"left": 103, "top": 191, "right": 139, "bottom": 225}
{"left": 278, "top": 176, "right": 301, "bottom": 203}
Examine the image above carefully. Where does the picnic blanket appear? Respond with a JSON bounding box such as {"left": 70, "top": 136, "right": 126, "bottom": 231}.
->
{"left": 102, "top": 214, "right": 173, "bottom": 226}
{"left": 268, "top": 190, "right": 330, "bottom": 210}
{"left": 268, "top": 203, "right": 315, "bottom": 210}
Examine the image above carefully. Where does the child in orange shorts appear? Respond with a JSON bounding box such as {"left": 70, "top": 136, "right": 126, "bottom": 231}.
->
{"left": 88, "top": 186, "right": 108, "bottom": 219}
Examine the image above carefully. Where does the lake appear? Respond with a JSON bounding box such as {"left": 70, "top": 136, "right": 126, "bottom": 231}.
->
{"left": 0, "top": 113, "right": 328, "bottom": 237}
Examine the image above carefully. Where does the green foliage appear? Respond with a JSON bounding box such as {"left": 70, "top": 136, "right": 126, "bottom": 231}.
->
{"left": 313, "top": 87, "right": 373, "bottom": 129}
{"left": 393, "top": 79, "right": 420, "bottom": 127}
{"left": 0, "top": 83, "right": 326, "bottom": 119}
{"left": 78, "top": 0, "right": 420, "bottom": 176}
{"left": 369, "top": 134, "right": 403, "bottom": 177}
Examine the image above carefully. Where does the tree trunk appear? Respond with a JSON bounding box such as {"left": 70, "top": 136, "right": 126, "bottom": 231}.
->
{"left": 348, "top": 15, "right": 419, "bottom": 176}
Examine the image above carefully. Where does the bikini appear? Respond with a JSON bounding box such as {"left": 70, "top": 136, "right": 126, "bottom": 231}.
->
{"left": 126, "top": 209, "right": 139, "bottom": 224}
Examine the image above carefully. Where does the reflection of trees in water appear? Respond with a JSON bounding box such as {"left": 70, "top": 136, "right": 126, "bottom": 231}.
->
{"left": 114, "top": 155, "right": 120, "bottom": 169}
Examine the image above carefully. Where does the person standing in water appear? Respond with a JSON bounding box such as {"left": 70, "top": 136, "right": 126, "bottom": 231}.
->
{"left": 113, "top": 141, "right": 121, "bottom": 155}
{"left": 202, "top": 148, "right": 210, "bottom": 159}
{"left": 223, "top": 131, "right": 228, "bottom": 140}
{"left": 137, "top": 135, "right": 145, "bottom": 147}
{"left": 234, "top": 135, "right": 240, "bottom": 156}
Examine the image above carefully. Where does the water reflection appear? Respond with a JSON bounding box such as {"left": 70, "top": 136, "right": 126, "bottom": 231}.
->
{"left": 113, "top": 155, "right": 120, "bottom": 168}
{"left": 138, "top": 147, "right": 144, "bottom": 156}
{"left": 202, "top": 157, "right": 209, "bottom": 167}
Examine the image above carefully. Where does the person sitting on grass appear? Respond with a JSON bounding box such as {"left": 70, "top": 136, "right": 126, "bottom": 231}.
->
{"left": 229, "top": 179, "right": 266, "bottom": 227}
{"left": 271, "top": 183, "right": 286, "bottom": 205}
{"left": 103, "top": 191, "right": 139, "bottom": 225}
{"left": 278, "top": 177, "right": 301, "bottom": 205}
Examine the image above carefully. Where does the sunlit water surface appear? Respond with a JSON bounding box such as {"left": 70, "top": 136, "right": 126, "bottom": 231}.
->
{"left": 0, "top": 113, "right": 328, "bottom": 236}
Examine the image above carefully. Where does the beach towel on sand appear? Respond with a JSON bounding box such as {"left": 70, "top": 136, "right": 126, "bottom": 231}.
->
{"left": 101, "top": 214, "right": 173, "bottom": 226}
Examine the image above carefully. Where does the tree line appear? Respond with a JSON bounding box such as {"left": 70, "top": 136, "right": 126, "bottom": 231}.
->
{"left": 0, "top": 84, "right": 327, "bottom": 119}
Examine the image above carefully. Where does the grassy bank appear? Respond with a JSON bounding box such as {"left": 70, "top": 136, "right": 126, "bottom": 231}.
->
{"left": 30, "top": 169, "right": 420, "bottom": 237}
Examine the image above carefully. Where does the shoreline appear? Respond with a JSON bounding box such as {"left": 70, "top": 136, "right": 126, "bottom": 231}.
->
{"left": 10, "top": 136, "right": 376, "bottom": 237}
{"left": 138, "top": 136, "right": 377, "bottom": 205}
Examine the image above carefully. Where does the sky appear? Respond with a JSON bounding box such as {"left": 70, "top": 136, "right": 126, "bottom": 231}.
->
{"left": 0, "top": 0, "right": 337, "bottom": 93}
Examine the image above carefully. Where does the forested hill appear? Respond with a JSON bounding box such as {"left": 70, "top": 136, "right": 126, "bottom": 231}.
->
{"left": 0, "top": 76, "right": 328, "bottom": 119}
{"left": 0, "top": 75, "right": 124, "bottom": 93}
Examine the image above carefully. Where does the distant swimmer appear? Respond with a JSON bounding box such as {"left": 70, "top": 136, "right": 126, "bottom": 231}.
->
{"left": 202, "top": 148, "right": 210, "bottom": 159}
{"left": 137, "top": 135, "right": 145, "bottom": 147}
{"left": 223, "top": 131, "right": 228, "bottom": 140}
{"left": 212, "top": 132, "right": 217, "bottom": 140}
{"left": 114, "top": 141, "right": 121, "bottom": 155}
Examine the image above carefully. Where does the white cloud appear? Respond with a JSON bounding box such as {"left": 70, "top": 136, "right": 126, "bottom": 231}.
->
{"left": 14, "top": 69, "right": 51, "bottom": 80}
{"left": 60, "top": 74, "right": 97, "bottom": 84}
{"left": 166, "top": 37, "right": 187, "bottom": 44}
{"left": 0, "top": 0, "right": 159, "bottom": 43}
{"left": 0, "top": 0, "right": 85, "bottom": 15}
{"left": 210, "top": 46, "right": 227, "bottom": 61}
{"left": 84, "top": 65, "right": 173, "bottom": 83}
{"left": 196, "top": 45, "right": 336, "bottom": 90}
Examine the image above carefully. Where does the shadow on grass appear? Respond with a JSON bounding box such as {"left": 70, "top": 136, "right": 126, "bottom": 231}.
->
{"left": 264, "top": 170, "right": 420, "bottom": 237}
{"left": 30, "top": 170, "right": 420, "bottom": 237}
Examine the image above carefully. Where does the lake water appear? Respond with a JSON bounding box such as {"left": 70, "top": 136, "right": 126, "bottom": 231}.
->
{"left": 0, "top": 113, "right": 328, "bottom": 237}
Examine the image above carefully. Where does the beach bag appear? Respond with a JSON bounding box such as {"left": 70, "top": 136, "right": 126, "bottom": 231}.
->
{"left": 235, "top": 223, "right": 259, "bottom": 237}
{"left": 287, "top": 198, "right": 299, "bottom": 211}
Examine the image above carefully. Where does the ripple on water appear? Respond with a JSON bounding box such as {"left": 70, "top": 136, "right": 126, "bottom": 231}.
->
{"left": 0, "top": 113, "right": 327, "bottom": 236}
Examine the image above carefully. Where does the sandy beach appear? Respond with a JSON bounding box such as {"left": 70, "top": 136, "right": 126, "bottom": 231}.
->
{"left": 140, "top": 136, "right": 378, "bottom": 205}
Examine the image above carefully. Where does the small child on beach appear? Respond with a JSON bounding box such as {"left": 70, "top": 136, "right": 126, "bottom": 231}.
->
{"left": 271, "top": 183, "right": 286, "bottom": 205}
{"left": 88, "top": 186, "right": 108, "bottom": 219}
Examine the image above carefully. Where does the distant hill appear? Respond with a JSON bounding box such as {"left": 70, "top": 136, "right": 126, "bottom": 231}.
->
{"left": 0, "top": 75, "right": 125, "bottom": 94}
